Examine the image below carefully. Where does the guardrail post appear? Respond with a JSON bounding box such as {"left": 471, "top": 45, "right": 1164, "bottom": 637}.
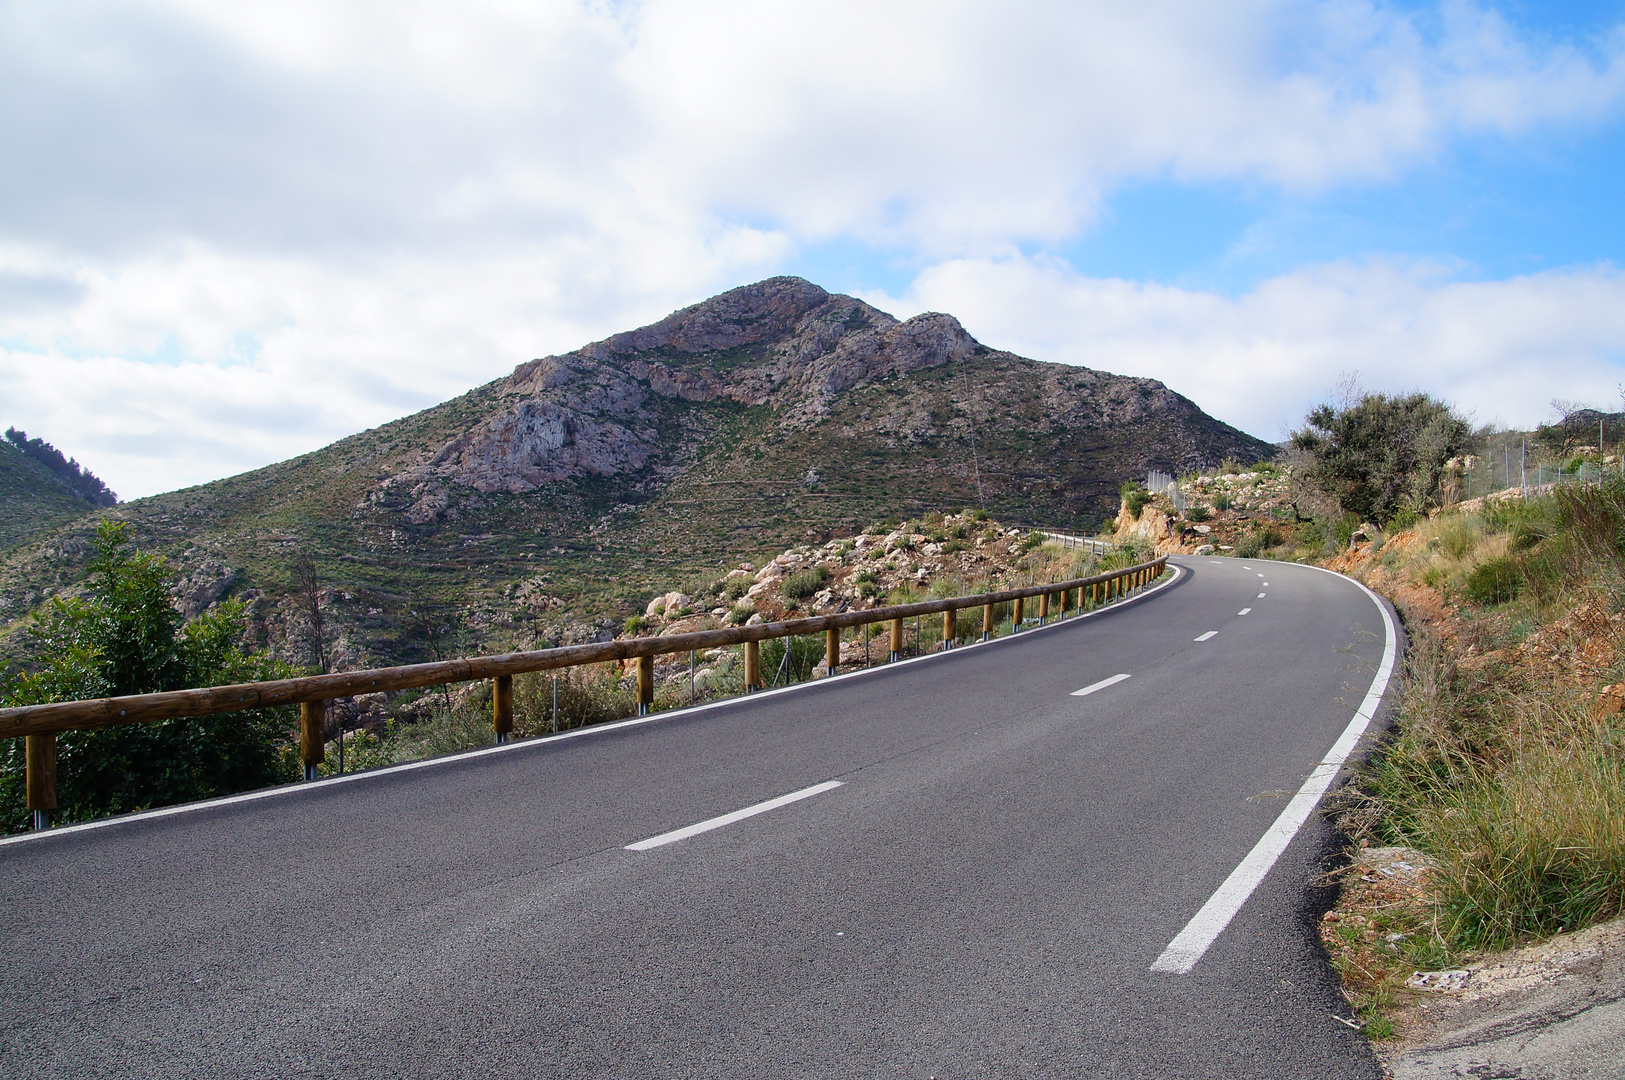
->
{"left": 826, "top": 626, "right": 840, "bottom": 675}
{"left": 943, "top": 607, "right": 956, "bottom": 650}
{"left": 744, "top": 640, "right": 761, "bottom": 691}
{"left": 25, "top": 733, "right": 55, "bottom": 831}
{"left": 636, "top": 654, "right": 654, "bottom": 716}
{"left": 492, "top": 674, "right": 513, "bottom": 744}
{"left": 1013, "top": 596, "right": 1024, "bottom": 629}
{"left": 1038, "top": 591, "right": 1049, "bottom": 625}
{"left": 889, "top": 617, "right": 903, "bottom": 662}
{"left": 1060, "top": 586, "right": 1071, "bottom": 617}
{"left": 981, "top": 602, "right": 994, "bottom": 642}
{"left": 300, "top": 701, "right": 325, "bottom": 781}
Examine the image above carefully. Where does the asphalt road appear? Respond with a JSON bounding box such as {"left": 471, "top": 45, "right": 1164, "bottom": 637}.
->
{"left": 0, "top": 555, "right": 1396, "bottom": 1079}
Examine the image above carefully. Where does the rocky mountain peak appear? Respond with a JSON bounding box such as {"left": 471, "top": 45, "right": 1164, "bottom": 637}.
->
{"left": 410, "top": 280, "right": 984, "bottom": 505}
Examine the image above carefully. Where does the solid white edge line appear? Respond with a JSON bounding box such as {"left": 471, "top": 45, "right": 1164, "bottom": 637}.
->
{"left": 1194, "top": 631, "right": 1218, "bottom": 641}
{"left": 1150, "top": 562, "right": 1398, "bottom": 975}
{"left": 625, "top": 780, "right": 842, "bottom": 851}
{"left": 1238, "top": 608, "right": 1251, "bottom": 615}
{"left": 1, "top": 565, "right": 1187, "bottom": 850}
{"left": 1070, "top": 673, "right": 1131, "bottom": 697}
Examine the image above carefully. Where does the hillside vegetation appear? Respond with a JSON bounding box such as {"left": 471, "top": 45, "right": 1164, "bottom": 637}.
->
{"left": 1107, "top": 389, "right": 1625, "bottom": 1043}
{"left": 0, "top": 439, "right": 98, "bottom": 553}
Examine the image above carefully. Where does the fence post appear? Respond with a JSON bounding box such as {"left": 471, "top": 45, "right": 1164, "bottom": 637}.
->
{"left": 745, "top": 640, "right": 761, "bottom": 691}
{"left": 25, "top": 733, "right": 55, "bottom": 831}
{"left": 1060, "top": 586, "right": 1071, "bottom": 617}
{"left": 1013, "top": 596, "right": 1024, "bottom": 629}
{"left": 492, "top": 674, "right": 513, "bottom": 744}
{"left": 982, "top": 602, "right": 994, "bottom": 641}
{"left": 1038, "top": 591, "right": 1049, "bottom": 625}
{"left": 300, "top": 701, "right": 325, "bottom": 781}
{"left": 889, "top": 617, "right": 904, "bottom": 662}
{"left": 637, "top": 654, "right": 654, "bottom": 716}
{"left": 826, "top": 626, "right": 840, "bottom": 675}
{"left": 943, "top": 606, "right": 957, "bottom": 650}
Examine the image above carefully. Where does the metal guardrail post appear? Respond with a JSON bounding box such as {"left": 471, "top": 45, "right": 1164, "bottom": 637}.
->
{"left": 636, "top": 655, "right": 654, "bottom": 716}
{"left": 300, "top": 701, "right": 325, "bottom": 781}
{"left": 943, "top": 607, "right": 957, "bottom": 650}
{"left": 744, "top": 640, "right": 761, "bottom": 691}
{"left": 889, "top": 617, "right": 903, "bottom": 662}
{"left": 25, "top": 733, "right": 54, "bottom": 831}
{"left": 825, "top": 627, "right": 840, "bottom": 675}
{"left": 492, "top": 674, "right": 513, "bottom": 744}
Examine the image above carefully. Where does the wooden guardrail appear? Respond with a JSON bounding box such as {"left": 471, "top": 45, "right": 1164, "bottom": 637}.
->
{"left": 2, "top": 556, "right": 1167, "bottom": 827}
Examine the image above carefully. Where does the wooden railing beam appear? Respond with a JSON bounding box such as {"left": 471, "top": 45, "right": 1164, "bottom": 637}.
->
{"left": 0, "top": 557, "right": 1169, "bottom": 739}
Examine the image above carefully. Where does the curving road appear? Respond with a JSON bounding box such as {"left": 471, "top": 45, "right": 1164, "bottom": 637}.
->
{"left": 0, "top": 555, "right": 1396, "bottom": 1079}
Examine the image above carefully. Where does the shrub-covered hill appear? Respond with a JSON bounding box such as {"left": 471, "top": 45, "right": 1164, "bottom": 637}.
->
{"left": 0, "top": 277, "right": 1271, "bottom": 671}
{"left": 0, "top": 439, "right": 98, "bottom": 554}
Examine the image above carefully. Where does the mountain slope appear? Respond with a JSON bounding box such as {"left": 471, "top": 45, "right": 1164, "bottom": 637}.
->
{"left": 0, "top": 440, "right": 97, "bottom": 554}
{"left": 0, "top": 278, "right": 1271, "bottom": 670}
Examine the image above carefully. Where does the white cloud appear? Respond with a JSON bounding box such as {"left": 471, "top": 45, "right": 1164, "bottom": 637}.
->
{"left": 1, "top": 1, "right": 1622, "bottom": 495}
{"left": 872, "top": 255, "right": 1625, "bottom": 440}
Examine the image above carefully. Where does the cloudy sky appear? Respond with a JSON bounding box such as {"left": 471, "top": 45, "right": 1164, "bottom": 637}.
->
{"left": 3, "top": 0, "right": 1624, "bottom": 499}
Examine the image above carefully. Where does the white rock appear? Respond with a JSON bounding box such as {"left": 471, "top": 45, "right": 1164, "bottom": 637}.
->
{"left": 746, "top": 613, "right": 765, "bottom": 625}
{"left": 754, "top": 562, "right": 786, "bottom": 583}
{"left": 1194, "top": 544, "right": 1215, "bottom": 555}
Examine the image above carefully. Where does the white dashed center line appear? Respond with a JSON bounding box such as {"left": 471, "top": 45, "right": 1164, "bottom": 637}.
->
{"left": 1258, "top": 593, "right": 1266, "bottom": 598}
{"left": 1071, "top": 673, "right": 1132, "bottom": 697}
{"left": 1194, "top": 631, "right": 1218, "bottom": 642}
{"left": 626, "top": 781, "right": 843, "bottom": 851}
{"left": 1238, "top": 608, "right": 1251, "bottom": 615}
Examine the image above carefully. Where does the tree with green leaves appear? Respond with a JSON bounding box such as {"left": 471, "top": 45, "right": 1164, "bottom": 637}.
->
{"left": 0, "top": 521, "right": 298, "bottom": 832}
{"left": 1291, "top": 391, "right": 1472, "bottom": 525}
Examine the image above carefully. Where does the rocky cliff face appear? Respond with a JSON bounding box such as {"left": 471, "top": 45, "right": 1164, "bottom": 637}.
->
{"left": 395, "top": 280, "right": 979, "bottom": 516}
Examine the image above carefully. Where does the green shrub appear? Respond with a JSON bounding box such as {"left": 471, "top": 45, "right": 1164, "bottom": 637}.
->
{"left": 0, "top": 522, "right": 298, "bottom": 832}
{"left": 760, "top": 635, "right": 823, "bottom": 685}
{"left": 782, "top": 567, "right": 830, "bottom": 601}
{"left": 1186, "top": 505, "right": 1211, "bottom": 523}
{"left": 722, "top": 577, "right": 751, "bottom": 602}
{"left": 513, "top": 665, "right": 635, "bottom": 735}
{"left": 623, "top": 614, "right": 647, "bottom": 634}
{"left": 317, "top": 726, "right": 397, "bottom": 776}
{"left": 1212, "top": 494, "right": 1231, "bottom": 512}
{"left": 1465, "top": 557, "right": 1523, "bottom": 605}
{"left": 1120, "top": 482, "right": 1152, "bottom": 517}
{"left": 1291, "top": 391, "right": 1472, "bottom": 524}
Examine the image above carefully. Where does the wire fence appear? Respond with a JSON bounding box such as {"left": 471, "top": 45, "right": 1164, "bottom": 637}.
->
{"left": 1448, "top": 441, "right": 1620, "bottom": 505}
{"left": 1146, "top": 470, "right": 1185, "bottom": 514}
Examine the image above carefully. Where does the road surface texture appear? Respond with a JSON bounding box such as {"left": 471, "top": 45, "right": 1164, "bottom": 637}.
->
{"left": 1, "top": 556, "right": 1396, "bottom": 1078}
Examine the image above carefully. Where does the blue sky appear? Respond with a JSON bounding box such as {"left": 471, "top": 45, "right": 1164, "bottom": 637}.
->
{"left": 2, "top": 0, "right": 1624, "bottom": 497}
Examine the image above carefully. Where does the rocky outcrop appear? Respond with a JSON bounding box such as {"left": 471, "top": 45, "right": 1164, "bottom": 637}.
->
{"left": 398, "top": 278, "right": 985, "bottom": 500}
